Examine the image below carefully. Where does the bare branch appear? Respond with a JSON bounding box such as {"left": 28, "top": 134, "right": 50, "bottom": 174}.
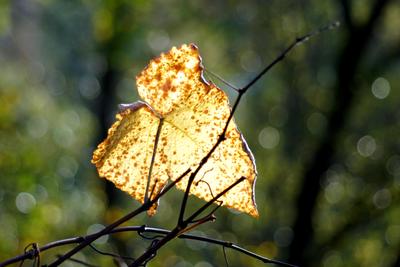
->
{"left": 1, "top": 225, "right": 297, "bottom": 267}
{"left": 88, "top": 243, "right": 135, "bottom": 262}
{"left": 132, "top": 177, "right": 246, "bottom": 266}
{"left": 186, "top": 177, "right": 245, "bottom": 223}
{"left": 46, "top": 168, "right": 190, "bottom": 267}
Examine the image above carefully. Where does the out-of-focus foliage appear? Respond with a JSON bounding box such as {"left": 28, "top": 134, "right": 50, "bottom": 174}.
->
{"left": 0, "top": 0, "right": 399, "bottom": 266}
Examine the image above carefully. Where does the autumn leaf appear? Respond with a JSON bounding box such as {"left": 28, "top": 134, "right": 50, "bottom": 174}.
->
{"left": 92, "top": 44, "right": 258, "bottom": 217}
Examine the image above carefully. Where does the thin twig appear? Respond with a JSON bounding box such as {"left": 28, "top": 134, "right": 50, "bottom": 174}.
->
{"left": 130, "top": 177, "right": 246, "bottom": 266}
{"left": 148, "top": 178, "right": 159, "bottom": 202}
{"left": 186, "top": 177, "right": 245, "bottom": 223}
{"left": 190, "top": 203, "right": 221, "bottom": 224}
{"left": 177, "top": 146, "right": 222, "bottom": 224}
{"left": 179, "top": 214, "right": 216, "bottom": 235}
{"left": 139, "top": 226, "right": 296, "bottom": 267}
{"left": 48, "top": 206, "right": 148, "bottom": 266}
{"left": 0, "top": 225, "right": 297, "bottom": 267}
{"left": 46, "top": 168, "right": 190, "bottom": 267}
{"left": 241, "top": 21, "right": 340, "bottom": 94}
{"left": 204, "top": 68, "right": 240, "bottom": 92}
{"left": 88, "top": 243, "right": 135, "bottom": 261}
{"left": 223, "top": 246, "right": 229, "bottom": 267}
{"left": 144, "top": 118, "right": 164, "bottom": 202}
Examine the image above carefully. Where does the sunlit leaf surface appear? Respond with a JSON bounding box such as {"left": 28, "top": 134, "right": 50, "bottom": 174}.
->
{"left": 92, "top": 44, "right": 258, "bottom": 217}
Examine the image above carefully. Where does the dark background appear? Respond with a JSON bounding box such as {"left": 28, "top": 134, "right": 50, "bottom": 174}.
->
{"left": 0, "top": 0, "right": 399, "bottom": 266}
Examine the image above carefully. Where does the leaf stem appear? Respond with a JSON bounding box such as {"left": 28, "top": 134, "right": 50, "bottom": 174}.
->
{"left": 144, "top": 118, "right": 164, "bottom": 202}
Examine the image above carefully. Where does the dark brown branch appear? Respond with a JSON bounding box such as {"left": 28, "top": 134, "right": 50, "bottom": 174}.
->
{"left": 1, "top": 225, "right": 296, "bottom": 267}
{"left": 131, "top": 177, "right": 246, "bottom": 266}
{"left": 48, "top": 206, "right": 148, "bottom": 267}
{"left": 186, "top": 177, "right": 245, "bottom": 223}
{"left": 46, "top": 168, "right": 190, "bottom": 267}
{"left": 144, "top": 226, "right": 297, "bottom": 267}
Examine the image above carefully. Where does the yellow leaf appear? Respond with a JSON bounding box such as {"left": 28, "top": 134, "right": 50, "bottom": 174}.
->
{"left": 92, "top": 44, "right": 258, "bottom": 217}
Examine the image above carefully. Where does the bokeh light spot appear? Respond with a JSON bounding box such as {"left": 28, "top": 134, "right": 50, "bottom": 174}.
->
{"left": 386, "top": 155, "right": 400, "bottom": 176}
{"left": 357, "top": 135, "right": 376, "bottom": 157}
{"left": 258, "top": 126, "right": 280, "bottom": 149}
{"left": 371, "top": 77, "right": 390, "bottom": 99}
{"left": 324, "top": 181, "right": 344, "bottom": 204}
{"left": 373, "top": 188, "right": 391, "bottom": 209}
{"left": 62, "top": 110, "right": 81, "bottom": 130}
{"left": 57, "top": 155, "right": 79, "bottom": 179}
{"left": 16, "top": 192, "right": 37, "bottom": 214}
{"left": 53, "top": 125, "right": 75, "bottom": 148}
{"left": 79, "top": 76, "right": 101, "bottom": 100}
{"left": 147, "top": 30, "right": 171, "bottom": 52}
{"left": 26, "top": 117, "right": 48, "bottom": 139}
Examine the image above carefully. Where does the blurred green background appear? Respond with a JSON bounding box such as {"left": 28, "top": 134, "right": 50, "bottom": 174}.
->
{"left": 0, "top": 0, "right": 399, "bottom": 266}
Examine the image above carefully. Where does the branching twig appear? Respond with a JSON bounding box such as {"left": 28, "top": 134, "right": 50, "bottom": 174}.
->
{"left": 88, "top": 243, "right": 135, "bottom": 262}
{"left": 2, "top": 225, "right": 296, "bottom": 267}
{"left": 130, "top": 177, "right": 246, "bottom": 266}
{"left": 46, "top": 168, "right": 190, "bottom": 267}
{"left": 120, "top": 225, "right": 299, "bottom": 267}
